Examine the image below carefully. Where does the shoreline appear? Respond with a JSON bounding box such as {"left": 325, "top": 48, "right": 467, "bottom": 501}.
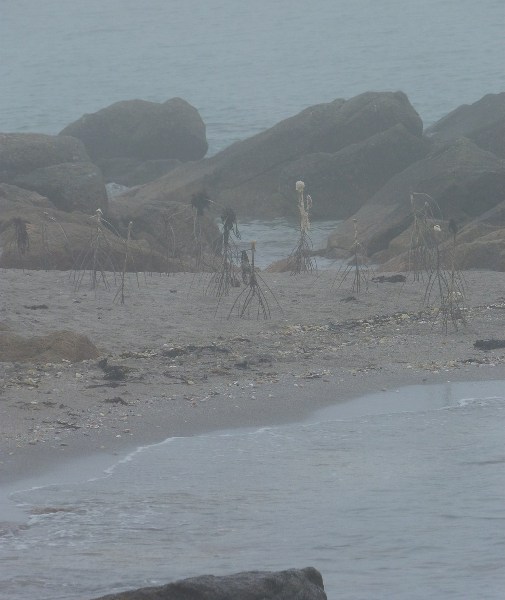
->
{"left": 3, "top": 367, "right": 505, "bottom": 489}
{"left": 3, "top": 370, "right": 504, "bottom": 527}
{"left": 1, "top": 268, "right": 505, "bottom": 494}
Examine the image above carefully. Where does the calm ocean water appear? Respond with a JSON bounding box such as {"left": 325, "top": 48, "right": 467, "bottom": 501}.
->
{"left": 1, "top": 0, "right": 504, "bottom": 155}
{"left": 1, "top": 381, "right": 504, "bottom": 599}
{"left": 230, "top": 218, "right": 342, "bottom": 268}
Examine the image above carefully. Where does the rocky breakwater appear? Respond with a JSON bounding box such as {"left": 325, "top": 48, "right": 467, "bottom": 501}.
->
{"left": 0, "top": 132, "right": 114, "bottom": 270}
{"left": 3, "top": 91, "right": 503, "bottom": 273}
{"left": 0, "top": 99, "right": 217, "bottom": 273}
{"left": 327, "top": 92, "right": 505, "bottom": 271}
{"left": 60, "top": 97, "right": 208, "bottom": 187}
{"left": 91, "top": 567, "right": 327, "bottom": 600}
{"left": 118, "top": 90, "right": 504, "bottom": 271}
{"left": 116, "top": 90, "right": 428, "bottom": 221}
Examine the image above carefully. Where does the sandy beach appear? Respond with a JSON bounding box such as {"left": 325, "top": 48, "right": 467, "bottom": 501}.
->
{"left": 1, "top": 267, "right": 505, "bottom": 489}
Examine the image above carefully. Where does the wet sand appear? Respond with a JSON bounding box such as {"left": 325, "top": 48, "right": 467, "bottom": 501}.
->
{"left": 1, "top": 268, "right": 505, "bottom": 489}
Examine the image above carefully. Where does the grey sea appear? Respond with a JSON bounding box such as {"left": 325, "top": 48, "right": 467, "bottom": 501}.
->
{"left": 1, "top": 0, "right": 504, "bottom": 155}
{"left": 1, "top": 381, "right": 505, "bottom": 599}
{"left": 1, "top": 1, "right": 505, "bottom": 598}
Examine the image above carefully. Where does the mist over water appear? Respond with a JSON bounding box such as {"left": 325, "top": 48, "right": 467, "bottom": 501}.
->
{"left": 1, "top": 0, "right": 504, "bottom": 154}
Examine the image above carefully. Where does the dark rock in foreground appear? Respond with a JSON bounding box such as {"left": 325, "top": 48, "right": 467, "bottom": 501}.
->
{"left": 91, "top": 567, "right": 327, "bottom": 600}
{"left": 60, "top": 97, "right": 208, "bottom": 164}
{"left": 474, "top": 339, "right": 505, "bottom": 351}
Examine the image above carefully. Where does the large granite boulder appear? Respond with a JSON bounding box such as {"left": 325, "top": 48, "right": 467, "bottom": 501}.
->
{"left": 0, "top": 132, "right": 89, "bottom": 177}
{"left": 426, "top": 92, "right": 505, "bottom": 157}
{"left": 60, "top": 98, "right": 208, "bottom": 166}
{"left": 91, "top": 567, "right": 327, "bottom": 600}
{"left": 111, "top": 191, "right": 220, "bottom": 261}
{"left": 381, "top": 199, "right": 505, "bottom": 272}
{"left": 453, "top": 228, "right": 505, "bottom": 270}
{"left": 327, "top": 138, "right": 505, "bottom": 259}
{"left": 99, "top": 157, "right": 182, "bottom": 187}
{"left": 0, "top": 183, "right": 131, "bottom": 270}
{"left": 211, "top": 90, "right": 423, "bottom": 217}
{"left": 432, "top": 199, "right": 503, "bottom": 271}
{"left": 0, "top": 132, "right": 108, "bottom": 214}
{"left": 13, "top": 161, "right": 107, "bottom": 213}
{"left": 118, "top": 91, "right": 424, "bottom": 220}
{"left": 277, "top": 123, "right": 430, "bottom": 219}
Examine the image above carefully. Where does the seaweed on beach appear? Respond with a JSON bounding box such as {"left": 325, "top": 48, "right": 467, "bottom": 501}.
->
{"left": 408, "top": 193, "right": 442, "bottom": 281}
{"left": 12, "top": 217, "right": 30, "bottom": 255}
{"left": 419, "top": 201, "right": 466, "bottom": 331}
{"left": 227, "top": 241, "right": 282, "bottom": 319}
{"left": 0, "top": 217, "right": 34, "bottom": 270}
{"left": 40, "top": 211, "right": 75, "bottom": 270}
{"left": 333, "top": 219, "right": 373, "bottom": 296}
{"left": 190, "top": 190, "right": 211, "bottom": 271}
{"left": 157, "top": 210, "right": 183, "bottom": 274}
{"left": 288, "top": 181, "right": 317, "bottom": 275}
{"left": 71, "top": 209, "right": 118, "bottom": 291}
{"left": 207, "top": 207, "right": 241, "bottom": 298}
{"left": 406, "top": 193, "right": 468, "bottom": 332}
{"left": 114, "top": 221, "right": 141, "bottom": 305}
